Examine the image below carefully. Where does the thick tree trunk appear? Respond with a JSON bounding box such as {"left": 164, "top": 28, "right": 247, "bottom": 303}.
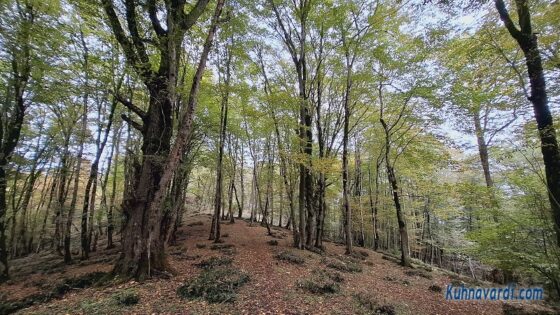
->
{"left": 389, "top": 167, "right": 411, "bottom": 267}
{"left": 0, "top": 1, "right": 33, "bottom": 281}
{"left": 227, "top": 175, "right": 235, "bottom": 224}
{"left": 495, "top": 0, "right": 560, "bottom": 246}
{"left": 113, "top": 87, "right": 173, "bottom": 279}
{"left": 473, "top": 110, "right": 500, "bottom": 222}
{"left": 108, "top": 0, "right": 223, "bottom": 279}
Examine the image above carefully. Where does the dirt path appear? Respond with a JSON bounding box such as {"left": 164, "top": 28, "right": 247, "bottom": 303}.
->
{"left": 3, "top": 214, "right": 550, "bottom": 314}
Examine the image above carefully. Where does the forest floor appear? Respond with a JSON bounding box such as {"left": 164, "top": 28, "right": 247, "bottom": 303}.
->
{"left": 0, "top": 214, "right": 556, "bottom": 315}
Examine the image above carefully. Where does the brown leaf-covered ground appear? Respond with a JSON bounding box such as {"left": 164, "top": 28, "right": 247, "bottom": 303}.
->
{"left": 0, "top": 214, "right": 555, "bottom": 314}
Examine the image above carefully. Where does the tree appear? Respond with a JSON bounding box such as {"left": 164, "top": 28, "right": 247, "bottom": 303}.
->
{"left": 100, "top": 0, "right": 222, "bottom": 279}
{"left": 0, "top": 0, "right": 43, "bottom": 280}
{"left": 269, "top": 0, "right": 314, "bottom": 249}
{"left": 336, "top": 0, "right": 371, "bottom": 255}
{"left": 210, "top": 32, "right": 233, "bottom": 242}
{"left": 494, "top": 0, "right": 560, "bottom": 247}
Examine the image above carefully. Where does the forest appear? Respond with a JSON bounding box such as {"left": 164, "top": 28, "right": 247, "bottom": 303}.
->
{"left": 0, "top": 0, "right": 559, "bottom": 314}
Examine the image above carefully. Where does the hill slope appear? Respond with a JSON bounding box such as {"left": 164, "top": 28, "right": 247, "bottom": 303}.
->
{"left": 0, "top": 215, "right": 552, "bottom": 314}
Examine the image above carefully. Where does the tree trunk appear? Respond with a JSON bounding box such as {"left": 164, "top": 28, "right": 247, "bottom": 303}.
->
{"left": 381, "top": 118, "right": 411, "bottom": 267}
{"left": 0, "top": 168, "right": 9, "bottom": 280}
{"left": 368, "top": 162, "right": 381, "bottom": 251}
{"left": 342, "top": 66, "right": 352, "bottom": 255}
{"left": 81, "top": 93, "right": 117, "bottom": 259}
{"left": 238, "top": 142, "right": 245, "bottom": 219}
{"left": 36, "top": 169, "right": 58, "bottom": 253}
{"left": 16, "top": 136, "right": 47, "bottom": 256}
{"left": 67, "top": 40, "right": 90, "bottom": 262}
{"left": 65, "top": 106, "right": 87, "bottom": 263}
{"left": 0, "top": 2, "right": 34, "bottom": 280}
{"left": 495, "top": 0, "right": 560, "bottom": 246}
{"left": 473, "top": 111, "right": 493, "bottom": 188}
{"left": 210, "top": 39, "right": 232, "bottom": 241}
{"left": 108, "top": 0, "right": 223, "bottom": 279}
{"left": 106, "top": 126, "right": 121, "bottom": 249}
{"left": 54, "top": 136, "right": 72, "bottom": 255}
{"left": 114, "top": 87, "right": 173, "bottom": 279}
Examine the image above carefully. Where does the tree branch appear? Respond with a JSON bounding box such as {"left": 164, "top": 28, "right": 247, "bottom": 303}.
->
{"left": 113, "top": 92, "right": 147, "bottom": 119}
{"left": 101, "top": 0, "right": 153, "bottom": 81}
{"left": 494, "top": 0, "right": 523, "bottom": 42}
{"left": 180, "top": 0, "right": 211, "bottom": 31}
{"left": 124, "top": 0, "right": 149, "bottom": 64}
{"left": 147, "top": 0, "right": 167, "bottom": 38}
{"left": 121, "top": 114, "right": 144, "bottom": 132}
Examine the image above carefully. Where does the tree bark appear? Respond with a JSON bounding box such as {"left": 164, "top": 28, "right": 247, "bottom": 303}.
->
{"left": 270, "top": 0, "right": 313, "bottom": 249}
{"left": 0, "top": 2, "right": 34, "bottom": 280}
{"left": 106, "top": 126, "right": 121, "bottom": 249}
{"left": 210, "top": 37, "right": 232, "bottom": 241}
{"left": 473, "top": 111, "right": 493, "bottom": 188}
{"left": 495, "top": 0, "right": 560, "bottom": 245}
{"left": 65, "top": 93, "right": 88, "bottom": 263}
{"left": 54, "top": 135, "right": 72, "bottom": 255}
{"left": 381, "top": 118, "right": 411, "bottom": 267}
{"left": 342, "top": 86, "right": 352, "bottom": 255}
{"left": 102, "top": 0, "right": 217, "bottom": 279}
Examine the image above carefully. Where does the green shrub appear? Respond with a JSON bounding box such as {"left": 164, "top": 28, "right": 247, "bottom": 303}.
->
{"left": 0, "top": 272, "right": 109, "bottom": 315}
{"left": 298, "top": 271, "right": 340, "bottom": 294}
{"left": 195, "top": 257, "right": 233, "bottom": 270}
{"left": 267, "top": 240, "right": 279, "bottom": 246}
{"left": 0, "top": 293, "right": 49, "bottom": 315}
{"left": 53, "top": 272, "right": 108, "bottom": 295}
{"left": 315, "top": 269, "right": 344, "bottom": 283}
{"left": 307, "top": 246, "right": 325, "bottom": 256}
{"left": 324, "top": 258, "right": 362, "bottom": 273}
{"left": 210, "top": 243, "right": 234, "bottom": 250}
{"left": 353, "top": 292, "right": 396, "bottom": 315}
{"left": 113, "top": 289, "right": 140, "bottom": 306}
{"left": 177, "top": 267, "right": 249, "bottom": 303}
{"left": 275, "top": 251, "right": 305, "bottom": 265}
{"left": 349, "top": 250, "right": 369, "bottom": 260}
{"left": 210, "top": 243, "right": 236, "bottom": 255}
